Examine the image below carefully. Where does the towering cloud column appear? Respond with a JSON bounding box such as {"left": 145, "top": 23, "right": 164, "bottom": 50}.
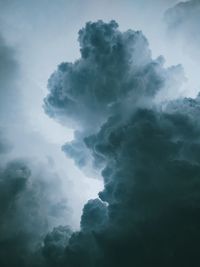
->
{"left": 42, "top": 20, "right": 200, "bottom": 267}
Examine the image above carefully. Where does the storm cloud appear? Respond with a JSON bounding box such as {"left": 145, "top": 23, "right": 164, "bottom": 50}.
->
{"left": 50, "top": 107, "right": 200, "bottom": 267}
{"left": 41, "top": 20, "right": 200, "bottom": 266}
{"left": 0, "top": 156, "right": 72, "bottom": 267}
{"left": 0, "top": 0, "right": 200, "bottom": 263}
{"left": 44, "top": 20, "right": 183, "bottom": 128}
{"left": 44, "top": 20, "right": 184, "bottom": 173}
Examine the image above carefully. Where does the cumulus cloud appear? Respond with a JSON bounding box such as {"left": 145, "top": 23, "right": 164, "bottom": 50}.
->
{"left": 44, "top": 20, "right": 150, "bottom": 129}
{"left": 41, "top": 20, "right": 200, "bottom": 266}
{"left": 44, "top": 20, "right": 184, "bottom": 174}
{"left": 43, "top": 109, "right": 200, "bottom": 267}
{"left": 44, "top": 20, "right": 184, "bottom": 129}
{"left": 1, "top": 12, "right": 199, "bottom": 265}
{"left": 0, "top": 157, "right": 72, "bottom": 267}
{"left": 43, "top": 225, "right": 72, "bottom": 267}
{"left": 43, "top": 93, "right": 200, "bottom": 267}
{"left": 80, "top": 198, "right": 108, "bottom": 232}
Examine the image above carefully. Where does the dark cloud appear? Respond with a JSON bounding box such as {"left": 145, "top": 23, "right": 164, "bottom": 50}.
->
{"left": 1, "top": 15, "right": 199, "bottom": 266}
{"left": 43, "top": 225, "right": 72, "bottom": 267}
{"left": 44, "top": 20, "right": 152, "bottom": 129}
{"left": 0, "top": 158, "right": 72, "bottom": 267}
{"left": 44, "top": 20, "right": 182, "bottom": 129}
{"left": 0, "top": 160, "right": 32, "bottom": 267}
{"left": 44, "top": 20, "right": 183, "bottom": 172}
{"left": 41, "top": 20, "right": 200, "bottom": 267}
{"left": 80, "top": 198, "right": 108, "bottom": 232}
{"left": 42, "top": 98, "right": 200, "bottom": 267}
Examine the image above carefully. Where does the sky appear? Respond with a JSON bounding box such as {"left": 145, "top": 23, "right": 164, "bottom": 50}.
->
{"left": 1, "top": 0, "right": 200, "bottom": 266}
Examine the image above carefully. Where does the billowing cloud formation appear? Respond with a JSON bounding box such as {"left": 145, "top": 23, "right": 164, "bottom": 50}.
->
{"left": 44, "top": 20, "right": 183, "bottom": 173}
{"left": 0, "top": 158, "right": 71, "bottom": 267}
{"left": 1, "top": 16, "right": 200, "bottom": 267}
{"left": 43, "top": 101, "right": 200, "bottom": 266}
{"left": 43, "top": 225, "right": 72, "bottom": 267}
{"left": 44, "top": 20, "right": 149, "bottom": 128}
{"left": 42, "top": 20, "right": 200, "bottom": 266}
{"left": 44, "top": 20, "right": 183, "bottom": 129}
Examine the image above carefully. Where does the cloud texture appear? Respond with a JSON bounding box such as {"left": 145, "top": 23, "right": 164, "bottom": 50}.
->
{"left": 0, "top": 157, "right": 72, "bottom": 267}
{"left": 42, "top": 20, "right": 200, "bottom": 266}
{"left": 44, "top": 20, "right": 183, "bottom": 173}
{"left": 165, "top": 0, "right": 200, "bottom": 58}
{"left": 0, "top": 33, "right": 72, "bottom": 267}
